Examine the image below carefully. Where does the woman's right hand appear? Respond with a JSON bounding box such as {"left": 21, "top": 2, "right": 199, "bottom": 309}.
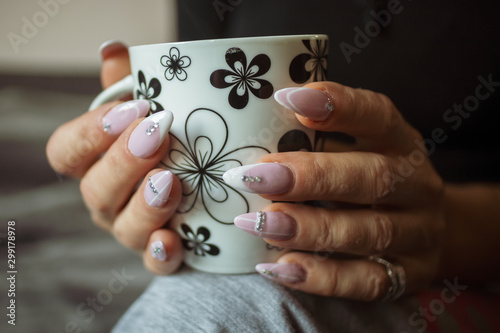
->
{"left": 46, "top": 41, "right": 184, "bottom": 275}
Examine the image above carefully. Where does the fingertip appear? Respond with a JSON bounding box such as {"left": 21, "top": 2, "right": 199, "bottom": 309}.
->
{"left": 100, "top": 41, "right": 131, "bottom": 89}
{"left": 144, "top": 229, "right": 184, "bottom": 275}
{"left": 99, "top": 40, "right": 128, "bottom": 61}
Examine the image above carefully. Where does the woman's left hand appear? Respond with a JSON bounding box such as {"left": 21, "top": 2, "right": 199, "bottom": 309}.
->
{"left": 223, "top": 81, "right": 445, "bottom": 301}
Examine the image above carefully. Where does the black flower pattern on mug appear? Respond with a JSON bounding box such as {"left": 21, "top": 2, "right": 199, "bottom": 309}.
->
{"left": 210, "top": 47, "right": 274, "bottom": 109}
{"left": 136, "top": 70, "right": 164, "bottom": 113}
{"left": 161, "top": 108, "right": 270, "bottom": 224}
{"left": 160, "top": 47, "right": 191, "bottom": 81}
{"left": 180, "top": 223, "right": 220, "bottom": 256}
{"left": 277, "top": 130, "right": 313, "bottom": 152}
{"left": 289, "top": 39, "right": 328, "bottom": 83}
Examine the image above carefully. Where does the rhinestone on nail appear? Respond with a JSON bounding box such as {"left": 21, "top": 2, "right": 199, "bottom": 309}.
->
{"left": 103, "top": 122, "right": 111, "bottom": 132}
{"left": 241, "top": 175, "right": 262, "bottom": 183}
{"left": 261, "top": 269, "right": 277, "bottom": 277}
{"left": 326, "top": 102, "right": 334, "bottom": 112}
{"left": 146, "top": 122, "right": 159, "bottom": 135}
{"left": 255, "top": 211, "right": 265, "bottom": 232}
{"left": 148, "top": 176, "right": 158, "bottom": 194}
{"left": 153, "top": 247, "right": 161, "bottom": 254}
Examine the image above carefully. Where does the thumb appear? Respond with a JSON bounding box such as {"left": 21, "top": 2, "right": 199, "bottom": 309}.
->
{"left": 98, "top": 40, "right": 131, "bottom": 89}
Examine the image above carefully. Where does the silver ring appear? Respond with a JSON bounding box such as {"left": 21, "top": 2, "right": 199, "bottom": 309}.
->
{"left": 368, "top": 256, "right": 406, "bottom": 301}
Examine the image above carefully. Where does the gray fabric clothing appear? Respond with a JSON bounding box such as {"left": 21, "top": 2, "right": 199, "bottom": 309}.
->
{"left": 112, "top": 266, "right": 420, "bottom": 333}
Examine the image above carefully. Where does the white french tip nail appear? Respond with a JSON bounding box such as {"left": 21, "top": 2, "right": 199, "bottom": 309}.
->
{"left": 222, "top": 164, "right": 259, "bottom": 192}
{"left": 144, "top": 110, "right": 174, "bottom": 142}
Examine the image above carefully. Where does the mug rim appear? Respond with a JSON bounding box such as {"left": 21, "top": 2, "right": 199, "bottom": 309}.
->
{"left": 129, "top": 34, "right": 328, "bottom": 51}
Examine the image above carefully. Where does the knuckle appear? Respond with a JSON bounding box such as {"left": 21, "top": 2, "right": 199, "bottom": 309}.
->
{"left": 369, "top": 154, "right": 394, "bottom": 201}
{"left": 330, "top": 219, "right": 359, "bottom": 252}
{"left": 112, "top": 224, "right": 143, "bottom": 251}
{"left": 46, "top": 132, "right": 81, "bottom": 176}
{"left": 105, "top": 149, "right": 130, "bottom": 183}
{"left": 80, "top": 177, "right": 113, "bottom": 219}
{"left": 315, "top": 215, "right": 336, "bottom": 251}
{"left": 366, "top": 271, "right": 388, "bottom": 301}
{"left": 370, "top": 214, "right": 395, "bottom": 253}
{"left": 323, "top": 265, "right": 341, "bottom": 297}
{"left": 308, "top": 158, "right": 334, "bottom": 198}
{"left": 376, "top": 93, "right": 401, "bottom": 135}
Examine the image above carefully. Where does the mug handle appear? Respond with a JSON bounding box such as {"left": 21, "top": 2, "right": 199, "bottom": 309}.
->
{"left": 88, "top": 74, "right": 134, "bottom": 111}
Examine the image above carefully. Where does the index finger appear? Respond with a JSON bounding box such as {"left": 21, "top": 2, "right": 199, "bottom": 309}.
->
{"left": 274, "top": 82, "right": 421, "bottom": 154}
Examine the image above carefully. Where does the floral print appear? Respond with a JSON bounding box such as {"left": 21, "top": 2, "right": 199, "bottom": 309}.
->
{"left": 277, "top": 130, "right": 313, "bottom": 152}
{"left": 289, "top": 39, "right": 328, "bottom": 83}
{"left": 160, "top": 108, "right": 270, "bottom": 224}
{"left": 160, "top": 47, "right": 191, "bottom": 81}
{"left": 210, "top": 47, "right": 274, "bottom": 109}
{"left": 136, "top": 70, "right": 164, "bottom": 113}
{"left": 180, "top": 223, "right": 220, "bottom": 256}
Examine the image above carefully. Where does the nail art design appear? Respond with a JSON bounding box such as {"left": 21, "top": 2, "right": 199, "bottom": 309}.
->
{"left": 255, "top": 263, "right": 306, "bottom": 284}
{"left": 234, "top": 211, "right": 296, "bottom": 240}
{"left": 255, "top": 211, "right": 265, "bottom": 232}
{"left": 128, "top": 110, "right": 173, "bottom": 158}
{"left": 274, "top": 87, "right": 333, "bottom": 121}
{"left": 222, "top": 163, "right": 292, "bottom": 194}
{"left": 144, "top": 170, "right": 173, "bottom": 207}
{"left": 102, "top": 100, "right": 150, "bottom": 135}
{"left": 150, "top": 241, "right": 167, "bottom": 261}
{"left": 146, "top": 122, "right": 159, "bottom": 135}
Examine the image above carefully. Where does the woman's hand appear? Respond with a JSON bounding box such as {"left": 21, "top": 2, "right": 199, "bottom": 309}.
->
{"left": 225, "top": 82, "right": 446, "bottom": 301}
{"left": 46, "top": 41, "right": 184, "bottom": 275}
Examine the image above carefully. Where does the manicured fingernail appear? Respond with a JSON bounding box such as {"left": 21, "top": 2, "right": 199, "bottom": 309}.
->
{"left": 99, "top": 40, "right": 128, "bottom": 60}
{"left": 234, "top": 211, "right": 296, "bottom": 240}
{"left": 102, "top": 100, "right": 150, "bottom": 135}
{"left": 255, "top": 263, "right": 306, "bottom": 284}
{"left": 128, "top": 111, "right": 173, "bottom": 158}
{"left": 222, "top": 163, "right": 292, "bottom": 194}
{"left": 274, "top": 87, "right": 333, "bottom": 121}
{"left": 144, "top": 170, "right": 173, "bottom": 207}
{"left": 150, "top": 241, "right": 168, "bottom": 261}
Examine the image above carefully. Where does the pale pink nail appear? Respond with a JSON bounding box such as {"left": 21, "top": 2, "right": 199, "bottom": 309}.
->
{"left": 99, "top": 40, "right": 128, "bottom": 60}
{"left": 274, "top": 87, "right": 333, "bottom": 121}
{"left": 150, "top": 241, "right": 167, "bottom": 261}
{"left": 144, "top": 170, "right": 173, "bottom": 207}
{"left": 102, "top": 100, "right": 150, "bottom": 135}
{"left": 128, "top": 111, "right": 173, "bottom": 158}
{"left": 234, "top": 211, "right": 296, "bottom": 240}
{"left": 222, "top": 163, "right": 292, "bottom": 194}
{"left": 255, "top": 263, "right": 306, "bottom": 284}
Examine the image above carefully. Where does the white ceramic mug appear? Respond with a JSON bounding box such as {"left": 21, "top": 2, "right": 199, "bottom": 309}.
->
{"left": 90, "top": 34, "right": 328, "bottom": 273}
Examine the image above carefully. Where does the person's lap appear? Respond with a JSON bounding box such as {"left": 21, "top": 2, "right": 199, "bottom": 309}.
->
{"left": 112, "top": 266, "right": 431, "bottom": 332}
